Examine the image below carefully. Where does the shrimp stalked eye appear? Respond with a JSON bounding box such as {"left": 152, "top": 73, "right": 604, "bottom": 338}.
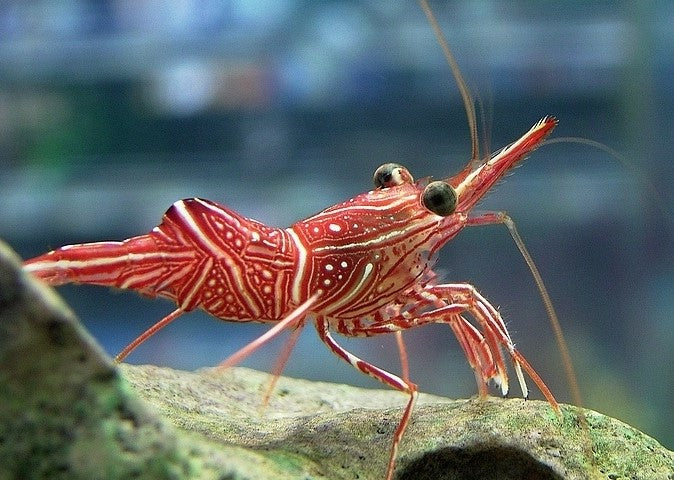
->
{"left": 373, "top": 163, "right": 414, "bottom": 188}
{"left": 421, "top": 181, "right": 458, "bottom": 216}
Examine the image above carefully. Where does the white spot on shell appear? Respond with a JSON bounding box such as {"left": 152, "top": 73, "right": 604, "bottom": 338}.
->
{"left": 340, "top": 261, "right": 348, "bottom": 268}
{"left": 323, "top": 279, "right": 332, "bottom": 286}
{"left": 328, "top": 223, "right": 341, "bottom": 232}
{"left": 325, "top": 264, "right": 334, "bottom": 272}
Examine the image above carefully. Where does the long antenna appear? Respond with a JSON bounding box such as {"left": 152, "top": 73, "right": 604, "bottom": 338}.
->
{"left": 418, "top": 0, "right": 479, "bottom": 163}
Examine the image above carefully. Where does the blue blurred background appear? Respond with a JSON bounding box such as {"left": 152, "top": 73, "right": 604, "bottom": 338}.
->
{"left": 1, "top": 1, "right": 672, "bottom": 448}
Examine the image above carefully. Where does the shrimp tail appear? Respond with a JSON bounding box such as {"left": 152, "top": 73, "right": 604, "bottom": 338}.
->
{"left": 23, "top": 207, "right": 198, "bottom": 300}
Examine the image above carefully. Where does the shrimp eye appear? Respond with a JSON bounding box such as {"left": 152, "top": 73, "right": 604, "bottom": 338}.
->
{"left": 422, "top": 181, "right": 457, "bottom": 216}
{"left": 373, "top": 163, "right": 414, "bottom": 188}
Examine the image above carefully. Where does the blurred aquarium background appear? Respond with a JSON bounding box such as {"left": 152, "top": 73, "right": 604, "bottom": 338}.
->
{"left": 1, "top": 1, "right": 672, "bottom": 449}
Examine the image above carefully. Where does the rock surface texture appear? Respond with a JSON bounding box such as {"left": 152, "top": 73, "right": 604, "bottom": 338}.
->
{"left": 1, "top": 239, "right": 673, "bottom": 480}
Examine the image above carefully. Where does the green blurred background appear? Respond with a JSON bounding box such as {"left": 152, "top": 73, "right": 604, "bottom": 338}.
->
{"left": 2, "top": 1, "right": 672, "bottom": 448}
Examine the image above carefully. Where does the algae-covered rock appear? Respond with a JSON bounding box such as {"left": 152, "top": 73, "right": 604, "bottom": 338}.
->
{"left": 120, "top": 365, "right": 674, "bottom": 480}
{"left": 1, "top": 239, "right": 673, "bottom": 480}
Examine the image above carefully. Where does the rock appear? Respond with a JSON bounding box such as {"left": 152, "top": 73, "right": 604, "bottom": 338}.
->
{"left": 1, "top": 239, "right": 673, "bottom": 480}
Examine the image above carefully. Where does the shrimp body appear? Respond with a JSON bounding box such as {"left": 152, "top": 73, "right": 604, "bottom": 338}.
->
{"left": 25, "top": 118, "right": 559, "bottom": 480}
{"left": 23, "top": 3, "right": 562, "bottom": 475}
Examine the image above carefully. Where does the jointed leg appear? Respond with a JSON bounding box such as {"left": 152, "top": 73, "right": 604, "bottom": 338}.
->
{"left": 344, "top": 283, "right": 559, "bottom": 411}
{"left": 336, "top": 292, "right": 504, "bottom": 395}
{"left": 115, "top": 307, "right": 185, "bottom": 362}
{"left": 219, "top": 292, "right": 320, "bottom": 369}
{"left": 447, "top": 313, "right": 497, "bottom": 397}
{"left": 315, "top": 316, "right": 417, "bottom": 480}
{"left": 262, "top": 324, "right": 304, "bottom": 406}
{"left": 426, "top": 283, "right": 528, "bottom": 399}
